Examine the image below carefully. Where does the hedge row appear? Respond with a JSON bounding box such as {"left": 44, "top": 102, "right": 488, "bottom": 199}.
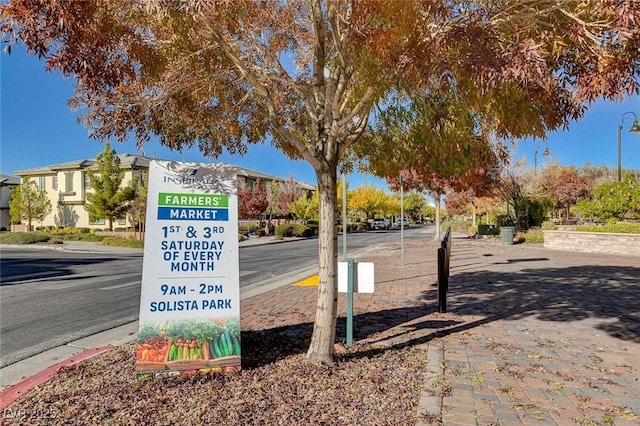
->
{"left": 274, "top": 223, "right": 315, "bottom": 237}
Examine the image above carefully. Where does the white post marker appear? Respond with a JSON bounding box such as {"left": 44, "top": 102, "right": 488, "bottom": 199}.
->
{"left": 136, "top": 160, "right": 240, "bottom": 379}
{"left": 338, "top": 260, "right": 374, "bottom": 347}
{"left": 338, "top": 262, "right": 375, "bottom": 294}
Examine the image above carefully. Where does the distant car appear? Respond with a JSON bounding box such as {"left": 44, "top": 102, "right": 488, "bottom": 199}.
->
{"left": 395, "top": 218, "right": 410, "bottom": 227}
{"left": 371, "top": 218, "right": 390, "bottom": 230}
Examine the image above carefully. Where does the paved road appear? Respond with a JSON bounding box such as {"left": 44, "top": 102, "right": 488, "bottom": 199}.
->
{"left": 240, "top": 225, "right": 434, "bottom": 285}
{"left": 0, "top": 225, "right": 433, "bottom": 367}
{"left": 0, "top": 248, "right": 143, "bottom": 367}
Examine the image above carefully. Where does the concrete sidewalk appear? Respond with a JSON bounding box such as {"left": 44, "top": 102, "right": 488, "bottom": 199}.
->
{"left": 2, "top": 236, "right": 639, "bottom": 425}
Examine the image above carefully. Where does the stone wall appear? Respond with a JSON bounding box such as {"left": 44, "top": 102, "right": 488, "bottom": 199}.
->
{"left": 543, "top": 230, "right": 640, "bottom": 257}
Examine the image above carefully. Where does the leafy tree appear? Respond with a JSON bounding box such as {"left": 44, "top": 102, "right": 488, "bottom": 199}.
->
{"left": 378, "top": 98, "right": 506, "bottom": 235}
{"left": 576, "top": 176, "right": 640, "bottom": 222}
{"left": 445, "top": 190, "right": 474, "bottom": 220}
{"left": 289, "top": 191, "right": 320, "bottom": 223}
{"left": 362, "top": 94, "right": 509, "bottom": 196}
{"left": 85, "top": 142, "right": 136, "bottom": 231}
{"left": 495, "top": 169, "right": 527, "bottom": 228}
{"left": 9, "top": 178, "right": 51, "bottom": 228}
{"left": 336, "top": 178, "right": 354, "bottom": 226}
{"left": 237, "top": 179, "right": 268, "bottom": 219}
{"left": 280, "top": 177, "right": 301, "bottom": 217}
{"left": 420, "top": 204, "right": 437, "bottom": 222}
{"left": 266, "top": 180, "right": 286, "bottom": 219}
{"left": 540, "top": 165, "right": 594, "bottom": 221}
{"left": 475, "top": 196, "right": 504, "bottom": 225}
{"left": 54, "top": 205, "right": 79, "bottom": 228}
{"left": 4, "top": 1, "right": 639, "bottom": 364}
{"left": 386, "top": 169, "right": 473, "bottom": 239}
{"left": 402, "top": 192, "right": 426, "bottom": 220}
{"left": 348, "top": 184, "right": 393, "bottom": 221}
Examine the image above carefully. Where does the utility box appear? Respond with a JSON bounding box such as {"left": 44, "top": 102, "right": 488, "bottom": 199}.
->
{"left": 478, "top": 224, "right": 498, "bottom": 237}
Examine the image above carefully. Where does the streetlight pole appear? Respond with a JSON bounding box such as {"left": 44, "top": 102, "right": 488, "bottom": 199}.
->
{"left": 617, "top": 112, "right": 640, "bottom": 182}
{"left": 534, "top": 145, "right": 551, "bottom": 175}
{"left": 399, "top": 173, "right": 404, "bottom": 265}
{"left": 342, "top": 173, "right": 347, "bottom": 261}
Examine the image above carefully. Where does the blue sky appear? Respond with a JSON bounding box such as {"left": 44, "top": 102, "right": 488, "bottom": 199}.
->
{"left": 2, "top": 44, "right": 639, "bottom": 188}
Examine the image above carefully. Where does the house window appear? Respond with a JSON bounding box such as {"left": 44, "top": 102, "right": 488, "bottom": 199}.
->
{"left": 117, "top": 218, "right": 126, "bottom": 225}
{"left": 90, "top": 218, "right": 106, "bottom": 225}
{"left": 38, "top": 177, "right": 45, "bottom": 190}
{"left": 65, "top": 173, "right": 74, "bottom": 192}
{"left": 52, "top": 176, "right": 58, "bottom": 190}
{"left": 84, "top": 173, "right": 91, "bottom": 190}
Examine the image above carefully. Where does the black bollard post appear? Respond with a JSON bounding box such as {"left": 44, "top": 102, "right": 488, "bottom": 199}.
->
{"left": 437, "top": 246, "right": 447, "bottom": 313}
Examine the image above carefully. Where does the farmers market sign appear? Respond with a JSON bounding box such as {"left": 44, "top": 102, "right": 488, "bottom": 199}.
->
{"left": 136, "top": 161, "right": 241, "bottom": 379}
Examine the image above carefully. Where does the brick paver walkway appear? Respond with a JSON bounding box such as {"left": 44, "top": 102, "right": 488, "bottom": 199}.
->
{"left": 241, "top": 237, "right": 640, "bottom": 425}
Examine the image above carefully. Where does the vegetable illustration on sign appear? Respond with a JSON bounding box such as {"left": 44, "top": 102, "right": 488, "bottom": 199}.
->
{"left": 136, "top": 161, "right": 240, "bottom": 378}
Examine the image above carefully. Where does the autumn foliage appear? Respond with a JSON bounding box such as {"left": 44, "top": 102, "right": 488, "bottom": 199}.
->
{"left": 237, "top": 179, "right": 268, "bottom": 219}
{"left": 3, "top": 0, "right": 639, "bottom": 364}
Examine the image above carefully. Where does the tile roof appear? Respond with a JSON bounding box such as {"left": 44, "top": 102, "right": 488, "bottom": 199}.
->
{"left": 13, "top": 154, "right": 315, "bottom": 188}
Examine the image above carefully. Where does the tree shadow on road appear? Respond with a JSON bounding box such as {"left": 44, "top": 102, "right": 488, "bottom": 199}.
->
{"left": 0, "top": 254, "right": 133, "bottom": 286}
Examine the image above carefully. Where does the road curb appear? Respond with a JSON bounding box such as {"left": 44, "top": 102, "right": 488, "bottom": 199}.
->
{"left": 0, "top": 345, "right": 115, "bottom": 410}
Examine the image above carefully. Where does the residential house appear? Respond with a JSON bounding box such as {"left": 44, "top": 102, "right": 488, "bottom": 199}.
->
{"left": 0, "top": 174, "right": 20, "bottom": 231}
{"left": 14, "top": 154, "right": 314, "bottom": 230}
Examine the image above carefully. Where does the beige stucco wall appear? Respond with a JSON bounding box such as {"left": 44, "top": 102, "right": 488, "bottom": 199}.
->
{"left": 543, "top": 230, "right": 640, "bottom": 257}
{"left": 24, "top": 170, "right": 138, "bottom": 229}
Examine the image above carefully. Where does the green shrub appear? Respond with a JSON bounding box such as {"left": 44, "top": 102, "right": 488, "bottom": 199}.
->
{"left": 61, "top": 233, "right": 82, "bottom": 241}
{"left": 291, "top": 224, "right": 313, "bottom": 237}
{"left": 239, "top": 224, "right": 258, "bottom": 233}
{"left": 78, "top": 234, "right": 105, "bottom": 242}
{"left": 101, "top": 236, "right": 144, "bottom": 249}
{"left": 521, "top": 228, "right": 544, "bottom": 244}
{"left": 541, "top": 221, "right": 556, "bottom": 230}
{"left": 307, "top": 223, "right": 319, "bottom": 236}
{"left": 275, "top": 223, "right": 294, "bottom": 237}
{"left": 0, "top": 232, "right": 51, "bottom": 244}
{"left": 274, "top": 223, "right": 313, "bottom": 237}
{"left": 0, "top": 231, "right": 108, "bottom": 244}
{"left": 467, "top": 225, "right": 478, "bottom": 236}
{"left": 575, "top": 223, "right": 640, "bottom": 234}
{"left": 49, "top": 236, "right": 64, "bottom": 244}
{"left": 255, "top": 228, "right": 267, "bottom": 237}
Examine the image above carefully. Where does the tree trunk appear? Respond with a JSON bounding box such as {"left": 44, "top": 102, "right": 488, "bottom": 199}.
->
{"left": 471, "top": 202, "right": 477, "bottom": 227}
{"left": 306, "top": 165, "right": 338, "bottom": 364}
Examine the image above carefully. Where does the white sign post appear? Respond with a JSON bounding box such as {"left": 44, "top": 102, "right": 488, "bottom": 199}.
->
{"left": 136, "top": 161, "right": 240, "bottom": 378}
{"left": 338, "top": 260, "right": 374, "bottom": 347}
